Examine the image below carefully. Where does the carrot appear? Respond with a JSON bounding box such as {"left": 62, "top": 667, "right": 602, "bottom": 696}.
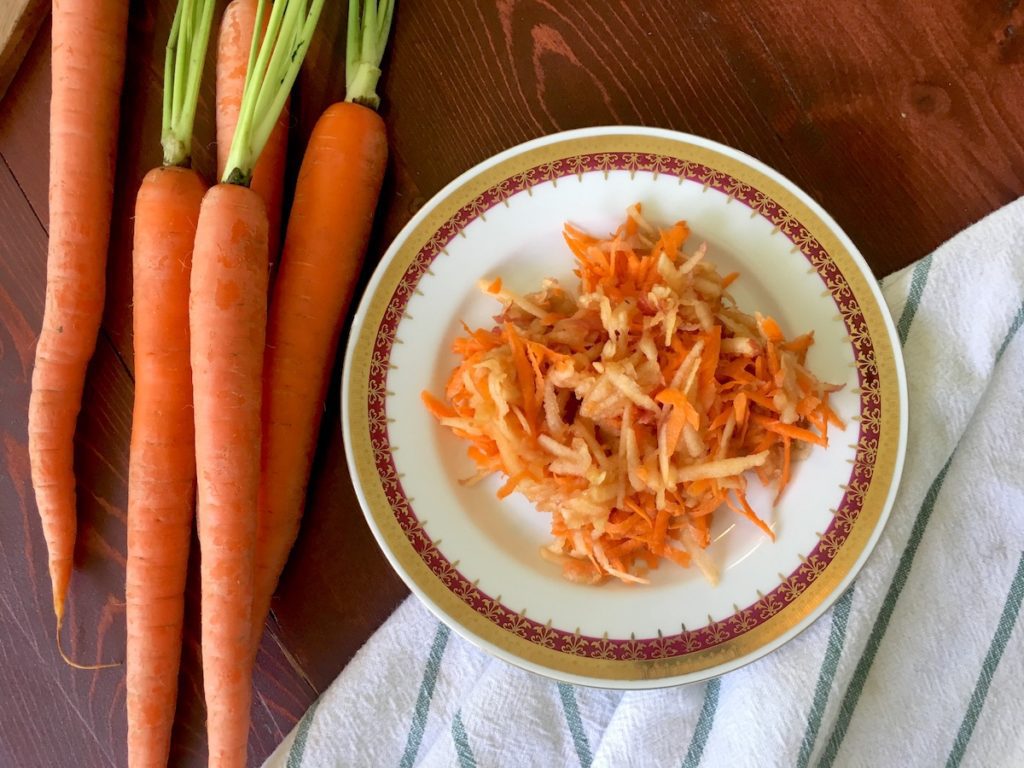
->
{"left": 497, "top": 471, "right": 527, "bottom": 499}
{"left": 656, "top": 388, "right": 699, "bottom": 456}
{"left": 505, "top": 323, "right": 538, "bottom": 429}
{"left": 698, "top": 325, "right": 721, "bottom": 409}
{"left": 727, "top": 490, "right": 776, "bottom": 541}
{"left": 216, "top": 0, "right": 288, "bottom": 265}
{"left": 127, "top": 167, "right": 206, "bottom": 767}
{"left": 775, "top": 436, "right": 792, "bottom": 504}
{"left": 192, "top": 3, "right": 323, "bottom": 764}
{"left": 758, "top": 314, "right": 784, "bottom": 342}
{"left": 252, "top": 0, "right": 393, "bottom": 651}
{"left": 664, "top": 547, "right": 692, "bottom": 568}
{"left": 126, "top": 3, "right": 214, "bottom": 764}
{"left": 733, "top": 391, "right": 749, "bottom": 425}
{"left": 765, "top": 421, "right": 828, "bottom": 447}
{"left": 426, "top": 205, "right": 841, "bottom": 585}
{"left": 421, "top": 390, "right": 457, "bottom": 419}
{"left": 651, "top": 506, "right": 669, "bottom": 555}
{"left": 27, "top": 0, "right": 129, "bottom": 643}
{"left": 191, "top": 183, "right": 266, "bottom": 767}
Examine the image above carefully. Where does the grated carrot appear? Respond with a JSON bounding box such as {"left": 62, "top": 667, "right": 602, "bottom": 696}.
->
{"left": 424, "top": 205, "right": 840, "bottom": 585}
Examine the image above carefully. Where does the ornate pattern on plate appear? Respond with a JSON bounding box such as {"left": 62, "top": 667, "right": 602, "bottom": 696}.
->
{"left": 365, "top": 152, "right": 883, "bottom": 662}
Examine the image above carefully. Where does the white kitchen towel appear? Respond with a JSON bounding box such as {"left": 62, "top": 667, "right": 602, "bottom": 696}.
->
{"left": 265, "top": 199, "right": 1024, "bottom": 768}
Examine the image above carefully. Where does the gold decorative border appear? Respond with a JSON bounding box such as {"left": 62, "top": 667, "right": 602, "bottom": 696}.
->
{"left": 346, "top": 133, "right": 904, "bottom": 681}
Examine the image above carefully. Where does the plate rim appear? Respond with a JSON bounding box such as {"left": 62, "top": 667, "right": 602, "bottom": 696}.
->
{"left": 341, "top": 125, "right": 909, "bottom": 688}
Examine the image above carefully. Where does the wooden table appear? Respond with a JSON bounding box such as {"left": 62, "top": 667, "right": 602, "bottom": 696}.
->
{"left": 1, "top": 2, "right": 1021, "bottom": 765}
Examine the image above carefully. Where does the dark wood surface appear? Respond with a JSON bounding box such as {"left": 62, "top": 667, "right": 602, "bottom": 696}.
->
{"left": 0, "top": 1, "right": 1021, "bottom": 765}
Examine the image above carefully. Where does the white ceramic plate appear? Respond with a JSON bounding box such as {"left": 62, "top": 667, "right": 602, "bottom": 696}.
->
{"left": 342, "top": 127, "right": 907, "bottom": 687}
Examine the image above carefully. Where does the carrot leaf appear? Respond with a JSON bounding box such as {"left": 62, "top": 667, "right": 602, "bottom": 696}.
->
{"left": 223, "top": 0, "right": 326, "bottom": 185}
{"left": 346, "top": 0, "right": 396, "bottom": 109}
{"left": 161, "top": 0, "right": 216, "bottom": 167}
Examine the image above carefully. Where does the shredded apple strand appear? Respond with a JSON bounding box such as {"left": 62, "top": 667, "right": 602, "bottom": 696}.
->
{"left": 423, "top": 204, "right": 843, "bottom": 586}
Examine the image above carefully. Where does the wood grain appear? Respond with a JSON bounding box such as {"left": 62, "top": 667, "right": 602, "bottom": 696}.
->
{"left": 0, "top": 1, "right": 1022, "bottom": 765}
{"left": 0, "top": 0, "right": 46, "bottom": 104}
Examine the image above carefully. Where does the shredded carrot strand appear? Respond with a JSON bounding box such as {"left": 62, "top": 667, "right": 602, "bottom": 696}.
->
{"left": 765, "top": 421, "right": 828, "bottom": 447}
{"left": 421, "top": 390, "right": 457, "bottom": 420}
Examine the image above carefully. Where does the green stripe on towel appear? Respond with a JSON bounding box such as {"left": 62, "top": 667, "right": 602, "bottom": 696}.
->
{"left": 451, "top": 709, "right": 478, "bottom": 768}
{"left": 558, "top": 683, "right": 593, "bottom": 768}
{"left": 286, "top": 696, "right": 321, "bottom": 768}
{"left": 680, "top": 677, "right": 721, "bottom": 768}
{"left": 994, "top": 300, "right": 1024, "bottom": 365}
{"left": 896, "top": 255, "right": 932, "bottom": 346}
{"left": 946, "top": 552, "right": 1024, "bottom": 768}
{"left": 796, "top": 586, "right": 855, "bottom": 768}
{"left": 818, "top": 453, "right": 954, "bottom": 767}
{"left": 821, "top": 304, "right": 1024, "bottom": 767}
{"left": 399, "top": 622, "right": 451, "bottom": 768}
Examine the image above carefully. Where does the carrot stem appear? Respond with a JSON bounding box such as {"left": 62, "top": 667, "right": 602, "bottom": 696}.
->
{"left": 346, "top": 0, "right": 396, "bottom": 108}
{"left": 162, "top": 0, "right": 216, "bottom": 166}
{"left": 223, "top": 0, "right": 325, "bottom": 184}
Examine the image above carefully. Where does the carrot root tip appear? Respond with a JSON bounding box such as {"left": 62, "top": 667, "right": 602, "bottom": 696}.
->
{"left": 56, "top": 617, "right": 121, "bottom": 671}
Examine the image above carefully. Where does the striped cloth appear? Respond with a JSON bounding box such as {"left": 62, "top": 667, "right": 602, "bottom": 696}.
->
{"left": 265, "top": 198, "right": 1024, "bottom": 768}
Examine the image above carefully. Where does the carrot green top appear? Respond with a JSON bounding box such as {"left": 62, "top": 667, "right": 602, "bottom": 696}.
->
{"left": 222, "top": 0, "right": 326, "bottom": 186}
{"left": 346, "top": 0, "right": 396, "bottom": 110}
{"left": 161, "top": 0, "right": 216, "bottom": 167}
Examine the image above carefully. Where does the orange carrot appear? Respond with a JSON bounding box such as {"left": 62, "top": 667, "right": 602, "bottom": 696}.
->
{"left": 193, "top": 2, "right": 323, "bottom": 763}
{"left": 216, "top": 0, "right": 288, "bottom": 265}
{"left": 126, "top": 3, "right": 214, "bottom": 763}
{"left": 656, "top": 388, "right": 699, "bottom": 456}
{"left": 776, "top": 436, "right": 792, "bottom": 504}
{"left": 252, "top": 0, "right": 393, "bottom": 650}
{"left": 127, "top": 166, "right": 206, "bottom": 768}
{"left": 421, "top": 390, "right": 457, "bottom": 419}
{"left": 498, "top": 471, "right": 527, "bottom": 499}
{"left": 664, "top": 547, "right": 692, "bottom": 568}
{"left": 651, "top": 506, "right": 669, "bottom": 555}
{"left": 727, "top": 490, "right": 776, "bottom": 541}
{"left": 505, "top": 323, "right": 538, "bottom": 428}
{"left": 28, "top": 0, "right": 129, "bottom": 638}
{"left": 765, "top": 421, "right": 828, "bottom": 447}
{"left": 758, "top": 315, "right": 784, "bottom": 342}
{"left": 190, "top": 183, "right": 267, "bottom": 767}
{"left": 698, "top": 325, "right": 721, "bottom": 408}
{"left": 733, "top": 391, "right": 749, "bottom": 425}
